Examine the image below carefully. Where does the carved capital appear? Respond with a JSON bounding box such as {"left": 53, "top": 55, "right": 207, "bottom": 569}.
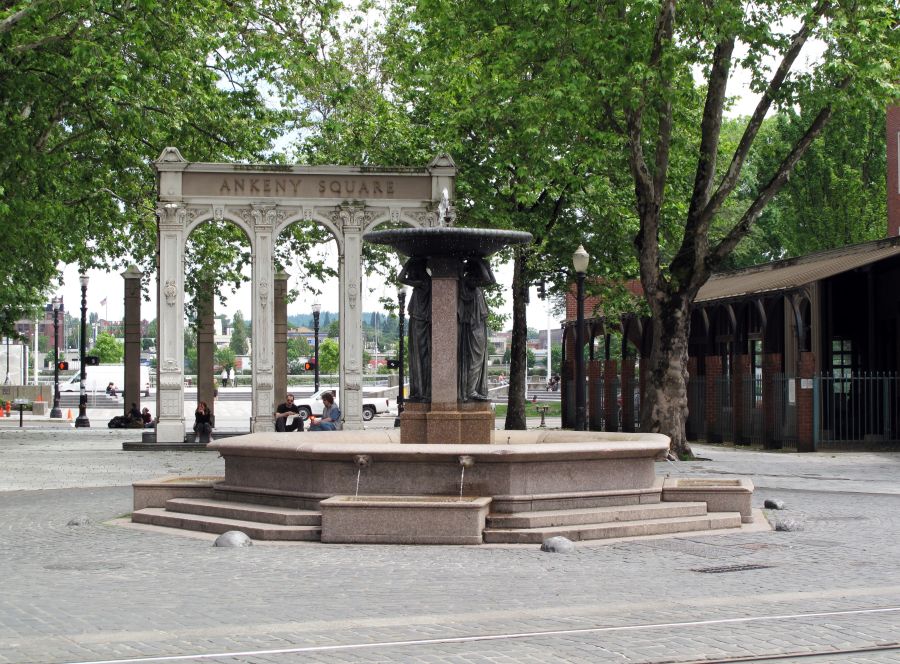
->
{"left": 331, "top": 205, "right": 373, "bottom": 231}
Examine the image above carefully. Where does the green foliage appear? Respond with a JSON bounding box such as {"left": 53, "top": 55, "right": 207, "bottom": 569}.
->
{"left": 326, "top": 319, "right": 340, "bottom": 338}
{"left": 215, "top": 347, "right": 236, "bottom": 371}
{"left": 318, "top": 337, "right": 340, "bottom": 375}
{"left": 0, "top": 0, "right": 342, "bottom": 337}
{"left": 229, "top": 311, "right": 249, "bottom": 356}
{"left": 287, "top": 337, "right": 311, "bottom": 363}
{"left": 90, "top": 332, "right": 123, "bottom": 363}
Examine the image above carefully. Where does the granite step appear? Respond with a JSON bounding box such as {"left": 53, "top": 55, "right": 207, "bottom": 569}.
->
{"left": 165, "top": 498, "right": 322, "bottom": 526}
{"left": 487, "top": 502, "right": 709, "bottom": 529}
{"left": 132, "top": 508, "right": 321, "bottom": 541}
{"left": 482, "top": 512, "right": 743, "bottom": 544}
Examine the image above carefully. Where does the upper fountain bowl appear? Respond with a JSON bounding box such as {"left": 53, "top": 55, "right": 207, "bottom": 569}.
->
{"left": 364, "top": 227, "right": 532, "bottom": 259}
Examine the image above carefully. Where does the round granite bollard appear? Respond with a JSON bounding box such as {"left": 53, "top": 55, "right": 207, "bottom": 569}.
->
{"left": 67, "top": 516, "right": 91, "bottom": 527}
{"left": 541, "top": 536, "right": 575, "bottom": 553}
{"left": 764, "top": 498, "right": 786, "bottom": 510}
{"left": 213, "top": 531, "right": 254, "bottom": 547}
{"left": 774, "top": 518, "right": 801, "bottom": 532}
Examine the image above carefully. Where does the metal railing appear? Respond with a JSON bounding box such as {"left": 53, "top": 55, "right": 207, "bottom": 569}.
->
{"left": 815, "top": 372, "right": 900, "bottom": 449}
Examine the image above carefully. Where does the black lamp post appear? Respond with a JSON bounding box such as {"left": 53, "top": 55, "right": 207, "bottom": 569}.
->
{"left": 312, "top": 302, "right": 321, "bottom": 392}
{"left": 50, "top": 297, "right": 63, "bottom": 418}
{"left": 573, "top": 245, "right": 590, "bottom": 431}
{"left": 75, "top": 273, "right": 90, "bottom": 428}
{"left": 395, "top": 286, "right": 408, "bottom": 426}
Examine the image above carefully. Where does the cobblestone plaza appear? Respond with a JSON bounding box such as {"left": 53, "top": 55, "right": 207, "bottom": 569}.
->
{"left": 2, "top": 425, "right": 900, "bottom": 663}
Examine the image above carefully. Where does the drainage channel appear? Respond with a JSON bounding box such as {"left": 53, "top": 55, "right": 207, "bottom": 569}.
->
{"left": 62, "top": 606, "right": 900, "bottom": 664}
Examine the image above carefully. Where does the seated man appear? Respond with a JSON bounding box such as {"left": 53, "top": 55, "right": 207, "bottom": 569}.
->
{"left": 275, "top": 393, "right": 303, "bottom": 432}
{"left": 308, "top": 391, "right": 341, "bottom": 431}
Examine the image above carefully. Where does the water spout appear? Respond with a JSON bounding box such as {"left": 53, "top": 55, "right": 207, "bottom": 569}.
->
{"left": 353, "top": 455, "right": 372, "bottom": 497}
{"left": 458, "top": 455, "right": 474, "bottom": 500}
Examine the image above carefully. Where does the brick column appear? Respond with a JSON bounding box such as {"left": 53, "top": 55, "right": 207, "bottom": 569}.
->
{"left": 121, "top": 266, "right": 142, "bottom": 417}
{"left": 587, "top": 359, "right": 602, "bottom": 431}
{"left": 620, "top": 356, "right": 635, "bottom": 432}
{"left": 197, "top": 284, "right": 215, "bottom": 424}
{"left": 705, "top": 355, "right": 722, "bottom": 443}
{"left": 604, "top": 359, "right": 618, "bottom": 431}
{"left": 761, "top": 353, "right": 781, "bottom": 448}
{"left": 732, "top": 353, "right": 751, "bottom": 444}
{"left": 888, "top": 105, "right": 900, "bottom": 237}
{"left": 797, "top": 351, "right": 816, "bottom": 452}
{"left": 686, "top": 357, "right": 699, "bottom": 440}
{"left": 274, "top": 272, "right": 288, "bottom": 405}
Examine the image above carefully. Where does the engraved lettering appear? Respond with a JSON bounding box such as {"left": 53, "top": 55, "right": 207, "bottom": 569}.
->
{"left": 358, "top": 181, "right": 369, "bottom": 195}
{"left": 219, "top": 179, "right": 231, "bottom": 194}
{"left": 250, "top": 178, "right": 260, "bottom": 193}
{"left": 234, "top": 179, "right": 245, "bottom": 194}
{"left": 387, "top": 181, "right": 394, "bottom": 195}
{"left": 263, "top": 179, "right": 271, "bottom": 194}
{"left": 330, "top": 181, "right": 342, "bottom": 194}
{"left": 276, "top": 180, "right": 286, "bottom": 194}
{"left": 289, "top": 179, "right": 301, "bottom": 195}
{"left": 319, "top": 180, "right": 327, "bottom": 194}
{"left": 344, "top": 180, "right": 355, "bottom": 194}
{"left": 373, "top": 181, "right": 383, "bottom": 194}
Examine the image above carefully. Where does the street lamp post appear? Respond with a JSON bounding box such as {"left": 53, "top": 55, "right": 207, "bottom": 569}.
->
{"left": 50, "top": 297, "right": 63, "bottom": 418}
{"left": 75, "top": 274, "right": 90, "bottom": 428}
{"left": 312, "top": 302, "right": 321, "bottom": 392}
{"left": 572, "top": 245, "right": 590, "bottom": 431}
{"left": 396, "top": 286, "right": 408, "bottom": 426}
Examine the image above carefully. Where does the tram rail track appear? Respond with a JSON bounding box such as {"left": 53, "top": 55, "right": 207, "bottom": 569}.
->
{"left": 63, "top": 605, "right": 900, "bottom": 664}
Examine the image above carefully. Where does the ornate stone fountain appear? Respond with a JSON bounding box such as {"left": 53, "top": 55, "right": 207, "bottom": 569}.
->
{"left": 132, "top": 225, "right": 755, "bottom": 545}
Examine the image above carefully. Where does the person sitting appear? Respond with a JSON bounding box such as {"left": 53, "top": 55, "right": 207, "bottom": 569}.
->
{"left": 308, "top": 392, "right": 341, "bottom": 431}
{"left": 128, "top": 402, "right": 141, "bottom": 422}
{"left": 141, "top": 407, "right": 153, "bottom": 428}
{"left": 193, "top": 401, "right": 213, "bottom": 443}
{"left": 275, "top": 393, "right": 303, "bottom": 432}
{"left": 106, "top": 382, "right": 118, "bottom": 397}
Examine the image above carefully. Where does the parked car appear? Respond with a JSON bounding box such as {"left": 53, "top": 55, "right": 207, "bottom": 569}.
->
{"left": 293, "top": 388, "right": 392, "bottom": 422}
{"left": 60, "top": 364, "right": 151, "bottom": 397}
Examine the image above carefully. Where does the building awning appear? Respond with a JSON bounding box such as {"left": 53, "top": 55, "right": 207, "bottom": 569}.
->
{"left": 695, "top": 237, "right": 900, "bottom": 304}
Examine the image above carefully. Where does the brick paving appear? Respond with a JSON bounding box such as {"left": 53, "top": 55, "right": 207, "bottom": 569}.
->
{"left": 1, "top": 427, "right": 900, "bottom": 663}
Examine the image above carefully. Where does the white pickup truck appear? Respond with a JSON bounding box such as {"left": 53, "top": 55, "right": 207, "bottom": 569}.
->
{"left": 293, "top": 388, "right": 392, "bottom": 422}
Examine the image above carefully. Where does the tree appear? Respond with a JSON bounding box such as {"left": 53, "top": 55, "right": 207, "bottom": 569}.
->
{"left": 215, "top": 347, "right": 236, "bottom": 371}
{"left": 382, "top": 0, "right": 640, "bottom": 430}
{"left": 230, "top": 311, "right": 249, "bottom": 356}
{"left": 598, "top": 0, "right": 899, "bottom": 456}
{"left": 326, "top": 319, "right": 340, "bottom": 339}
{"left": 287, "top": 337, "right": 311, "bottom": 364}
{"left": 318, "top": 337, "right": 340, "bottom": 376}
{"left": 90, "top": 332, "right": 123, "bottom": 364}
{"left": 0, "top": 0, "right": 341, "bottom": 337}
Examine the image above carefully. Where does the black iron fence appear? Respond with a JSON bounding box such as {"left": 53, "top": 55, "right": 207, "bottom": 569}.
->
{"left": 684, "top": 371, "right": 900, "bottom": 450}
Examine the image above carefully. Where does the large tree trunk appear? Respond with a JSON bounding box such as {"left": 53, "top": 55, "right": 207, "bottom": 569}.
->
{"left": 504, "top": 250, "right": 529, "bottom": 430}
{"left": 641, "top": 292, "right": 693, "bottom": 458}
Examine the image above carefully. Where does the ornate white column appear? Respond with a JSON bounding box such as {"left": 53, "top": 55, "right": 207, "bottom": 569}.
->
{"left": 247, "top": 205, "right": 277, "bottom": 431}
{"left": 334, "top": 205, "right": 368, "bottom": 430}
{"left": 156, "top": 204, "right": 187, "bottom": 442}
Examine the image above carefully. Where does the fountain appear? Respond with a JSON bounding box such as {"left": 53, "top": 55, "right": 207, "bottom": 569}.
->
{"left": 132, "top": 225, "right": 755, "bottom": 545}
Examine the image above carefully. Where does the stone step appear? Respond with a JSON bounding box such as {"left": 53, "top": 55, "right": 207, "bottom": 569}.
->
{"left": 165, "top": 498, "right": 321, "bottom": 526}
{"left": 132, "top": 508, "right": 321, "bottom": 541}
{"left": 487, "top": 502, "right": 709, "bottom": 529}
{"left": 482, "top": 512, "right": 743, "bottom": 544}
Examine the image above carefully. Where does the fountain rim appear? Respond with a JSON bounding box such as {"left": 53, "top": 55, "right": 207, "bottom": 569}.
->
{"left": 363, "top": 226, "right": 533, "bottom": 258}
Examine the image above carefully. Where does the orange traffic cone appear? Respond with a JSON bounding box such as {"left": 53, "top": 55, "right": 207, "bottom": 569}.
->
{"left": 66, "top": 409, "right": 73, "bottom": 420}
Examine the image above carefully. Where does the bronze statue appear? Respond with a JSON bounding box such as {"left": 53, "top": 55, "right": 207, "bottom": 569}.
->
{"left": 400, "top": 257, "right": 431, "bottom": 401}
{"left": 457, "top": 257, "right": 495, "bottom": 401}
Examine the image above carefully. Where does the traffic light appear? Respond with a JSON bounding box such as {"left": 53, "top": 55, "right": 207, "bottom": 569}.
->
{"left": 304, "top": 358, "right": 317, "bottom": 371}
{"left": 386, "top": 359, "right": 400, "bottom": 369}
{"left": 85, "top": 355, "right": 100, "bottom": 366}
{"left": 57, "top": 361, "right": 69, "bottom": 370}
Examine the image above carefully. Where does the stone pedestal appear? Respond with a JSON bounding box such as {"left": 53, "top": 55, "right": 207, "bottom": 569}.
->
{"left": 400, "top": 401, "right": 428, "bottom": 444}
{"left": 426, "top": 401, "right": 493, "bottom": 445}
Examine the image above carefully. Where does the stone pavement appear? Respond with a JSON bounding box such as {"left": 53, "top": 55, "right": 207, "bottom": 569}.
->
{"left": 2, "top": 429, "right": 900, "bottom": 663}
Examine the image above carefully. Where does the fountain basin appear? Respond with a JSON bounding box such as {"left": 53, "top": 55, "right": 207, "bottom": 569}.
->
{"left": 321, "top": 495, "right": 492, "bottom": 545}
{"left": 661, "top": 477, "right": 755, "bottom": 523}
{"left": 208, "top": 430, "right": 670, "bottom": 513}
